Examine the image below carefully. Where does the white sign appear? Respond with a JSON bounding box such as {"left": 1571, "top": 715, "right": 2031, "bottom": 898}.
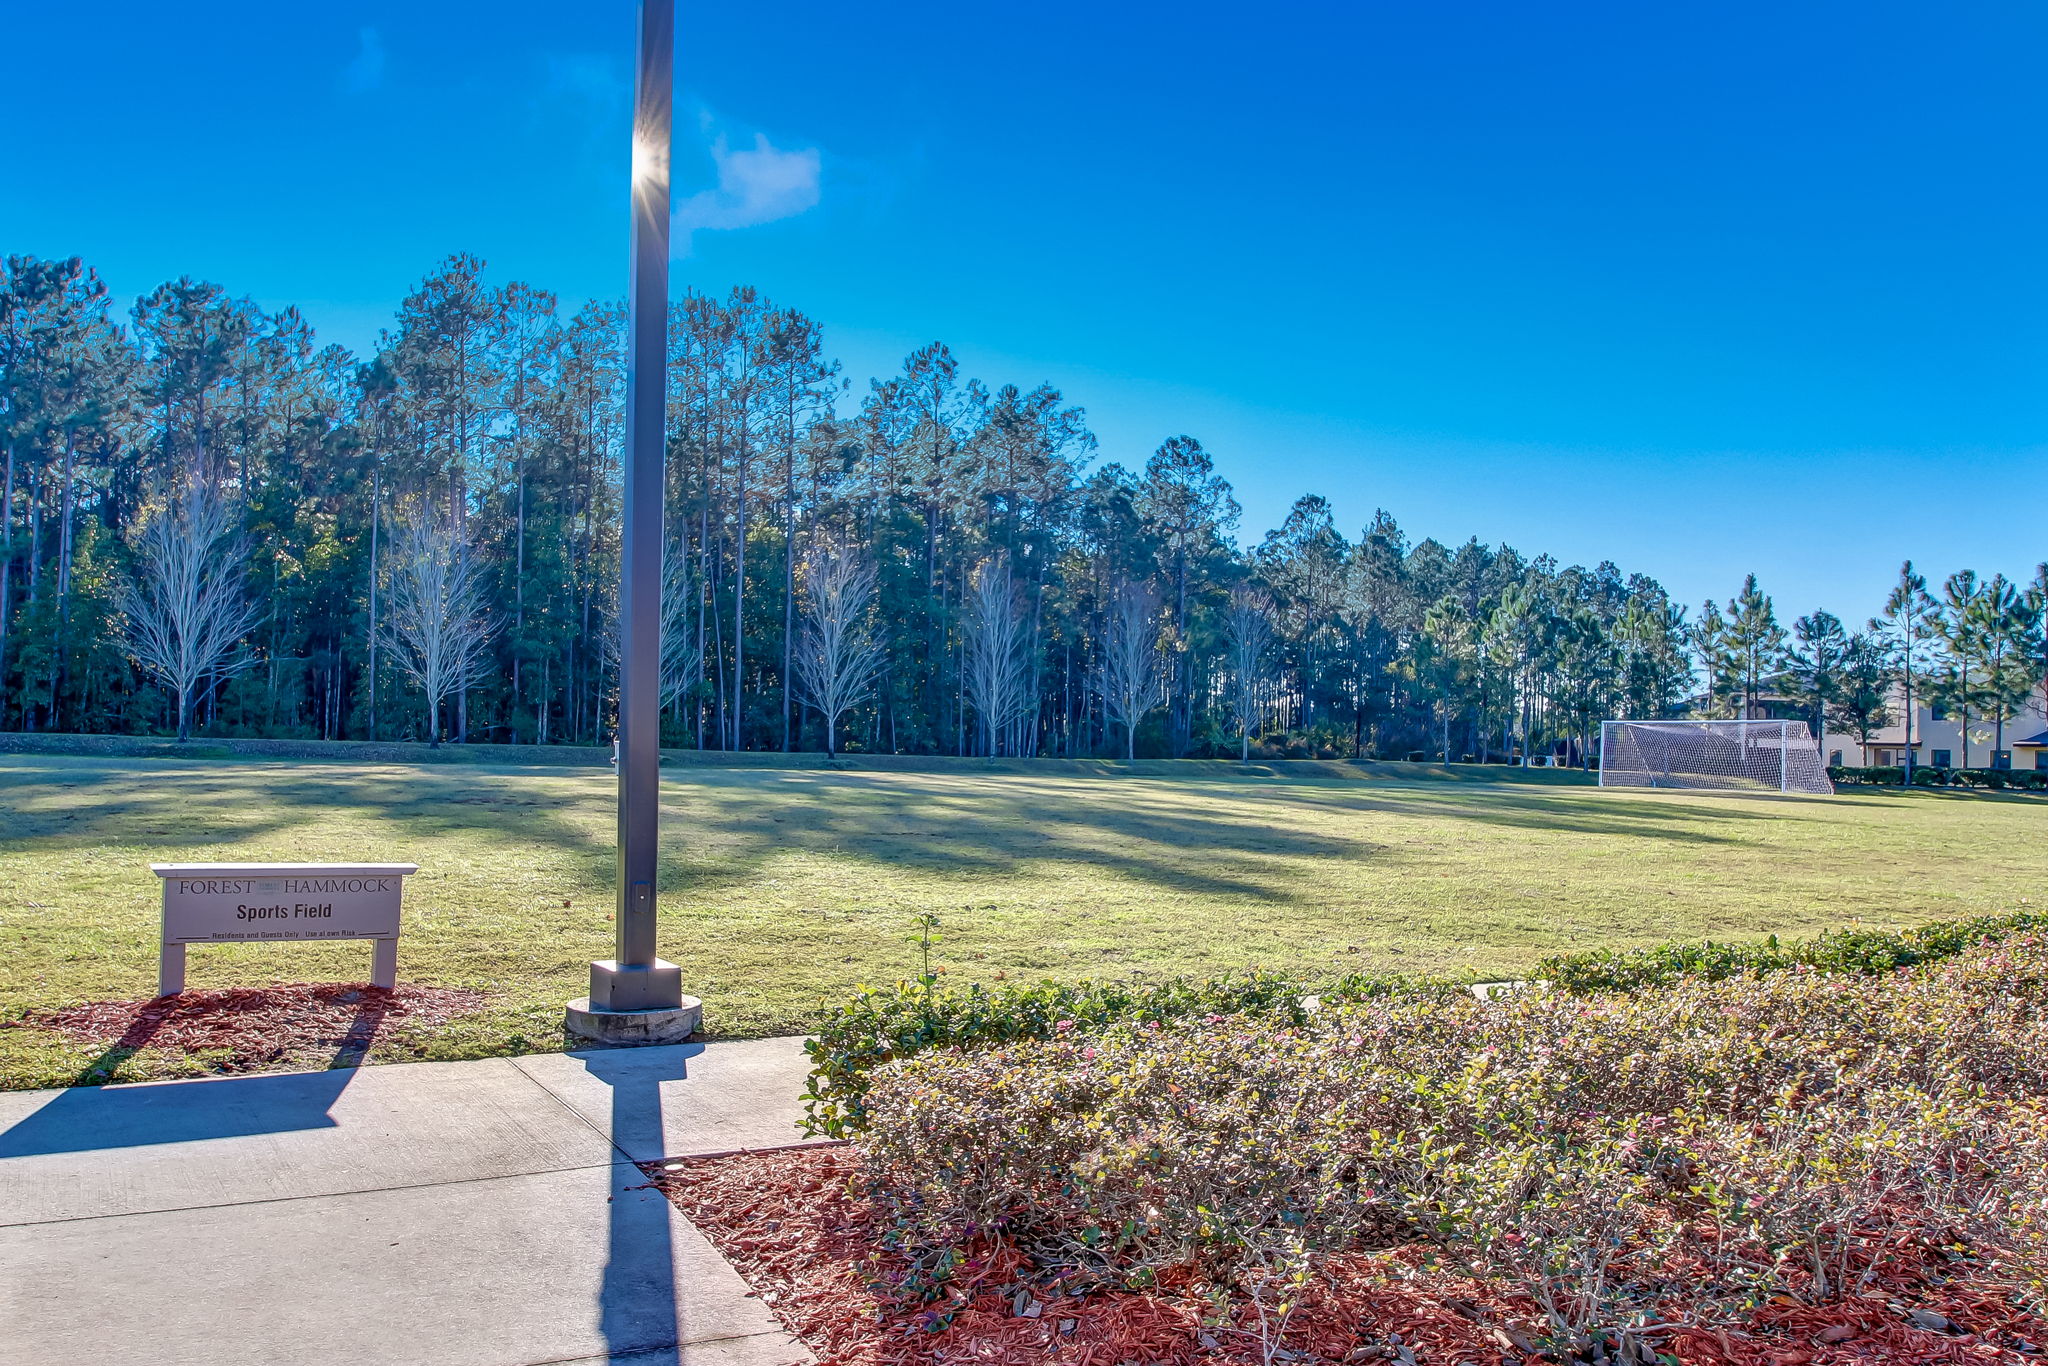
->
{"left": 150, "top": 863, "right": 418, "bottom": 994}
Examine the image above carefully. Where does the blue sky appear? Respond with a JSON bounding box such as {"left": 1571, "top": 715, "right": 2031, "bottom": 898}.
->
{"left": 5, "top": 1, "right": 2043, "bottom": 625}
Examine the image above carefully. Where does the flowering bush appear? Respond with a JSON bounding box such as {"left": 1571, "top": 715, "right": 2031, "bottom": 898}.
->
{"left": 855, "top": 936, "right": 2048, "bottom": 1359}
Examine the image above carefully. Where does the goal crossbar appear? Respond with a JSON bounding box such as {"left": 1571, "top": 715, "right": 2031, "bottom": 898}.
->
{"left": 1599, "top": 719, "right": 1835, "bottom": 795}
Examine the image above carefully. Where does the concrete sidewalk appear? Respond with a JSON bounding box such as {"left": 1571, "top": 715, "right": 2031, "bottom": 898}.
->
{"left": 0, "top": 1039, "right": 820, "bottom": 1366}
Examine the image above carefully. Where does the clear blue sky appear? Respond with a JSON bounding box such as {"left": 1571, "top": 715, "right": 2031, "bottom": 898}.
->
{"left": 5, "top": 1, "right": 2043, "bottom": 625}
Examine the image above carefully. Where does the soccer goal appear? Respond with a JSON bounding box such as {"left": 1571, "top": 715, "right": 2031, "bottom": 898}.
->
{"left": 1599, "top": 719, "right": 1835, "bottom": 795}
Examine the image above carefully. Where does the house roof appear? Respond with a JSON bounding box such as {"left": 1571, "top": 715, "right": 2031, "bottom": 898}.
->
{"left": 2013, "top": 731, "right": 2048, "bottom": 748}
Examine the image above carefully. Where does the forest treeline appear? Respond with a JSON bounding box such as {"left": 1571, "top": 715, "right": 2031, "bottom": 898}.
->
{"left": 1, "top": 252, "right": 2038, "bottom": 762}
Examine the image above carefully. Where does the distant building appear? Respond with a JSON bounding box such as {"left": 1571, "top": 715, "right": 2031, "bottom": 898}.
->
{"left": 1687, "top": 680, "right": 2048, "bottom": 770}
{"left": 1815, "top": 680, "right": 2048, "bottom": 771}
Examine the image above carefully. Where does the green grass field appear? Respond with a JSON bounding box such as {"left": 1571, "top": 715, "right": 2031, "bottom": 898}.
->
{"left": 1, "top": 751, "right": 2041, "bottom": 1090}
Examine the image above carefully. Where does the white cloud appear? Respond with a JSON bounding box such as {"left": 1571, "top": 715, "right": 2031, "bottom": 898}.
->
{"left": 342, "top": 27, "right": 386, "bottom": 94}
{"left": 674, "top": 131, "right": 822, "bottom": 246}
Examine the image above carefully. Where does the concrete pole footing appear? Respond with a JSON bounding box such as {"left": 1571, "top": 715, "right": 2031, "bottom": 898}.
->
{"left": 564, "top": 996, "right": 702, "bottom": 1047}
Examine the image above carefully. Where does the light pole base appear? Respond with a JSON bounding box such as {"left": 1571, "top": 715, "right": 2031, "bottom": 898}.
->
{"left": 564, "top": 994, "right": 702, "bottom": 1047}
{"left": 568, "top": 958, "right": 696, "bottom": 1046}
{"left": 588, "top": 957, "right": 684, "bottom": 1011}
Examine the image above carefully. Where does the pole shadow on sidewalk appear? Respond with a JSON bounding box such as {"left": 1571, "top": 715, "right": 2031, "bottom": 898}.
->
{"left": 581, "top": 1043, "right": 702, "bottom": 1365}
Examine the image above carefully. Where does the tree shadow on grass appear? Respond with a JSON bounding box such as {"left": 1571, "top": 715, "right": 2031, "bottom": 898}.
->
{"left": 2, "top": 757, "right": 1370, "bottom": 904}
{"left": 0, "top": 758, "right": 619, "bottom": 893}
{"left": 1251, "top": 781, "right": 1791, "bottom": 837}
{"left": 642, "top": 767, "right": 1796, "bottom": 905}
{"left": 0, "top": 754, "right": 1831, "bottom": 917}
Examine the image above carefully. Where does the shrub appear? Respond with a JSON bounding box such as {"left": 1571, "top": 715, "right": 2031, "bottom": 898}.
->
{"left": 1536, "top": 909, "right": 2048, "bottom": 994}
{"left": 1927, "top": 1101, "right": 2048, "bottom": 1313}
{"left": 1951, "top": 767, "right": 2048, "bottom": 791}
{"left": 1829, "top": 764, "right": 1902, "bottom": 785}
{"left": 808, "top": 909, "right": 2048, "bottom": 1138}
{"left": 1676, "top": 1092, "right": 1930, "bottom": 1302}
{"left": 855, "top": 938, "right": 2048, "bottom": 1355}
{"left": 859, "top": 1017, "right": 1398, "bottom": 1279}
{"left": 1828, "top": 764, "right": 2048, "bottom": 790}
{"left": 800, "top": 967, "right": 1450, "bottom": 1139}
{"left": 1397, "top": 1117, "right": 1684, "bottom": 1355}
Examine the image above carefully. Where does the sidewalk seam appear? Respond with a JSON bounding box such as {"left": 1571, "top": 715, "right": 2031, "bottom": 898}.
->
{"left": 504, "top": 1055, "right": 639, "bottom": 1159}
{"left": 0, "top": 1157, "right": 633, "bottom": 1230}
{"left": 519, "top": 1326, "right": 801, "bottom": 1366}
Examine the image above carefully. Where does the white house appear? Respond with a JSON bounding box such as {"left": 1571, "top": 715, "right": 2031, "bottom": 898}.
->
{"left": 1816, "top": 679, "right": 2048, "bottom": 771}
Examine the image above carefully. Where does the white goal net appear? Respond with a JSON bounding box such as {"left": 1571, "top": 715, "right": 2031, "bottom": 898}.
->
{"left": 1599, "top": 719, "right": 1835, "bottom": 795}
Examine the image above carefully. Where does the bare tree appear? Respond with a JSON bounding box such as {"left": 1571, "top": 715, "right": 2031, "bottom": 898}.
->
{"left": 1223, "top": 588, "right": 1274, "bottom": 761}
{"left": 793, "top": 540, "right": 884, "bottom": 756}
{"left": 382, "top": 501, "right": 494, "bottom": 747}
{"left": 964, "top": 555, "right": 1033, "bottom": 756}
{"left": 118, "top": 480, "right": 261, "bottom": 741}
{"left": 660, "top": 536, "right": 701, "bottom": 712}
{"left": 1097, "top": 579, "right": 1165, "bottom": 760}
{"left": 599, "top": 536, "right": 698, "bottom": 721}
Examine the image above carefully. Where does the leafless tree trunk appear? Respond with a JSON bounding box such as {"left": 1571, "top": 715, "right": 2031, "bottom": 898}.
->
{"left": 1224, "top": 588, "right": 1274, "bottom": 761}
{"left": 1097, "top": 579, "right": 1165, "bottom": 760}
{"left": 660, "top": 536, "right": 702, "bottom": 712}
{"left": 793, "top": 540, "right": 884, "bottom": 756}
{"left": 366, "top": 462, "right": 381, "bottom": 739}
{"left": 964, "top": 555, "right": 1031, "bottom": 756}
{"left": 0, "top": 437, "right": 16, "bottom": 729}
{"left": 382, "top": 500, "right": 494, "bottom": 747}
{"left": 118, "top": 479, "right": 261, "bottom": 741}
{"left": 600, "top": 535, "right": 699, "bottom": 733}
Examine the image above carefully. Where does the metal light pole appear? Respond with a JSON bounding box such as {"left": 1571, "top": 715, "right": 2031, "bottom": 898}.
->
{"left": 568, "top": 0, "right": 699, "bottom": 1043}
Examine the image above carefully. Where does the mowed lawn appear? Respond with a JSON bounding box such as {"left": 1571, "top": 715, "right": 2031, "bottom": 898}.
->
{"left": 1, "top": 751, "right": 2041, "bottom": 1089}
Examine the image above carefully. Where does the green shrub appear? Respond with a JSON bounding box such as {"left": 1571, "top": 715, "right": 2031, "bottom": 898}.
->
{"left": 806, "top": 909, "right": 2048, "bottom": 1138}
{"left": 1950, "top": 767, "right": 2048, "bottom": 791}
{"left": 800, "top": 967, "right": 1443, "bottom": 1139}
{"left": 857, "top": 937, "right": 2048, "bottom": 1354}
{"left": 1828, "top": 764, "right": 1902, "bottom": 785}
{"left": 1536, "top": 908, "right": 2048, "bottom": 994}
{"left": 1828, "top": 763, "right": 2048, "bottom": 790}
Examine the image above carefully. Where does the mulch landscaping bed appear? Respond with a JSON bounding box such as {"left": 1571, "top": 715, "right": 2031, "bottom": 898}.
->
{"left": 7, "top": 983, "right": 488, "bottom": 1073}
{"left": 648, "top": 1145, "right": 2048, "bottom": 1366}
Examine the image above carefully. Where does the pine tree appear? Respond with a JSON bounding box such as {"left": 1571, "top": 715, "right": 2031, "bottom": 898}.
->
{"left": 1830, "top": 633, "right": 1893, "bottom": 765}
{"left": 1874, "top": 562, "right": 1939, "bottom": 782}
{"left": 1784, "top": 610, "right": 1848, "bottom": 756}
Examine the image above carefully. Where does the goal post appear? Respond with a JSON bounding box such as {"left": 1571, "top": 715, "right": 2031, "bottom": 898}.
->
{"left": 1598, "top": 719, "right": 1835, "bottom": 795}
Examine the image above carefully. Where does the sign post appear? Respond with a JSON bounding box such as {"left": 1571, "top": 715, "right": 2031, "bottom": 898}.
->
{"left": 151, "top": 863, "right": 418, "bottom": 995}
{"left": 565, "top": 0, "right": 701, "bottom": 1046}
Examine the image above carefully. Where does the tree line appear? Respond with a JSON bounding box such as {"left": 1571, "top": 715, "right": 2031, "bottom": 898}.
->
{"left": 2, "top": 251, "right": 2037, "bottom": 763}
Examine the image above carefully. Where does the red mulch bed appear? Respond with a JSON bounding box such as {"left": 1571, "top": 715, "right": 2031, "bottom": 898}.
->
{"left": 8, "top": 983, "right": 488, "bottom": 1071}
{"left": 647, "top": 1145, "right": 2048, "bottom": 1366}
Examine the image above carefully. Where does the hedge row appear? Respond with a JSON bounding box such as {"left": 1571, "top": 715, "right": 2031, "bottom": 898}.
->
{"left": 861, "top": 936, "right": 2048, "bottom": 1354}
{"left": 1830, "top": 763, "right": 2048, "bottom": 790}
{"left": 800, "top": 968, "right": 1447, "bottom": 1139}
{"left": 801, "top": 909, "right": 2046, "bottom": 1138}
{"left": 1532, "top": 908, "right": 2048, "bottom": 993}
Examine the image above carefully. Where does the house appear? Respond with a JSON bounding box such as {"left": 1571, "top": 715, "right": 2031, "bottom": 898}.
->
{"left": 1819, "top": 679, "right": 2048, "bottom": 771}
{"left": 1686, "top": 680, "right": 2048, "bottom": 770}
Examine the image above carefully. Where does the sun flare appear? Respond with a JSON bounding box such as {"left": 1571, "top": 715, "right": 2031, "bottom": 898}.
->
{"left": 631, "top": 132, "right": 666, "bottom": 186}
